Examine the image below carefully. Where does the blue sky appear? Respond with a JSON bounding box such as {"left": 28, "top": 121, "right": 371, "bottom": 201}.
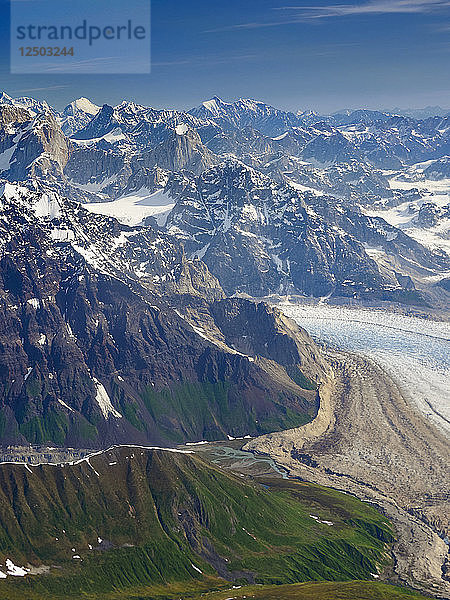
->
{"left": 0, "top": 0, "right": 450, "bottom": 113}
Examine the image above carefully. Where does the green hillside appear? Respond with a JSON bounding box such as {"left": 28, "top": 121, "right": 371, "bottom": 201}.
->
{"left": 0, "top": 446, "right": 426, "bottom": 600}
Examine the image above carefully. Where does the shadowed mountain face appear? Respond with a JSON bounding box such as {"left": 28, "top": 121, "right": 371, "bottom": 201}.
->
{"left": 164, "top": 161, "right": 384, "bottom": 297}
{"left": 0, "top": 182, "right": 327, "bottom": 448}
{"left": 0, "top": 447, "right": 395, "bottom": 599}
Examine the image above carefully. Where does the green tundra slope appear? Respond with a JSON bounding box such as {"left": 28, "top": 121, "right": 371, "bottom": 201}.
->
{"left": 0, "top": 446, "right": 429, "bottom": 600}
{"left": 201, "top": 581, "right": 432, "bottom": 600}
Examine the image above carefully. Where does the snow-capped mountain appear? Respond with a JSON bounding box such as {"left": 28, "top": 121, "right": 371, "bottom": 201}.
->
{"left": 391, "top": 106, "right": 450, "bottom": 119}
{"left": 0, "top": 104, "right": 70, "bottom": 181}
{"left": 162, "top": 160, "right": 445, "bottom": 302}
{"left": 59, "top": 97, "right": 100, "bottom": 136}
{"left": 329, "top": 109, "right": 393, "bottom": 126}
{"left": 0, "top": 92, "right": 55, "bottom": 117}
{"left": 189, "top": 96, "right": 305, "bottom": 136}
{"left": 72, "top": 101, "right": 209, "bottom": 145}
{"left": 423, "top": 156, "right": 450, "bottom": 179}
{"left": 0, "top": 180, "right": 327, "bottom": 446}
{"left": 0, "top": 91, "right": 448, "bottom": 306}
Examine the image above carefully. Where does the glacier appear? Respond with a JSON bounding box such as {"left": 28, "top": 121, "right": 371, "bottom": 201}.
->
{"left": 278, "top": 302, "right": 450, "bottom": 436}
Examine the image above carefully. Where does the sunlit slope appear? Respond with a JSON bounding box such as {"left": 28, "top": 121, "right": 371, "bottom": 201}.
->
{"left": 0, "top": 446, "right": 396, "bottom": 599}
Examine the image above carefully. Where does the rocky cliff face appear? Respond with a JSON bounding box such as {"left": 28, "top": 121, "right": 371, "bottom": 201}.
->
{"left": 164, "top": 160, "right": 394, "bottom": 298}
{"left": 0, "top": 107, "right": 70, "bottom": 182}
{"left": 0, "top": 181, "right": 328, "bottom": 447}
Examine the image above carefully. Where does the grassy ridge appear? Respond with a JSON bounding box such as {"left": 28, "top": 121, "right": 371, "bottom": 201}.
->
{"left": 0, "top": 447, "right": 402, "bottom": 599}
{"left": 200, "top": 581, "right": 432, "bottom": 600}
{"left": 0, "top": 580, "right": 432, "bottom": 600}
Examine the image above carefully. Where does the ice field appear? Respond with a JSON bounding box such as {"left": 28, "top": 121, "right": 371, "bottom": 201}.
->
{"left": 279, "top": 302, "right": 450, "bottom": 436}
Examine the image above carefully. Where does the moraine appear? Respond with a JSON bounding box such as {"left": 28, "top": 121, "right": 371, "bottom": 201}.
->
{"left": 277, "top": 301, "right": 450, "bottom": 436}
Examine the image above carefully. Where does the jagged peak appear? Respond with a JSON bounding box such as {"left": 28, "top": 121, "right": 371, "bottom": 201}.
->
{"left": 201, "top": 156, "right": 272, "bottom": 187}
{"left": 113, "top": 100, "right": 153, "bottom": 113}
{"left": 200, "top": 96, "right": 230, "bottom": 113}
{"left": 0, "top": 92, "right": 13, "bottom": 104}
{"left": 200, "top": 96, "right": 275, "bottom": 113}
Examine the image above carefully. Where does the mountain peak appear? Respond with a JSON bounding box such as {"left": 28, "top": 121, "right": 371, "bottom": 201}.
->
{"left": 114, "top": 100, "right": 149, "bottom": 113}
{"left": 201, "top": 96, "right": 228, "bottom": 113}
{"left": 0, "top": 92, "right": 13, "bottom": 104}
{"left": 71, "top": 97, "right": 100, "bottom": 114}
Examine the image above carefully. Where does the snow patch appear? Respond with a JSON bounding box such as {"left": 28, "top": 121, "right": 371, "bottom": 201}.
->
{"left": 185, "top": 440, "right": 210, "bottom": 446}
{"left": 191, "top": 563, "right": 203, "bottom": 574}
{"left": 58, "top": 399, "right": 74, "bottom": 413}
{"left": 175, "top": 123, "right": 189, "bottom": 135}
{"left": 33, "top": 193, "right": 62, "bottom": 219}
{"left": 27, "top": 298, "right": 40, "bottom": 309}
{"left": 5, "top": 559, "right": 28, "bottom": 577}
{"left": 84, "top": 188, "right": 174, "bottom": 227}
{"left": 50, "top": 228, "right": 75, "bottom": 242}
{"left": 93, "top": 378, "right": 122, "bottom": 419}
{"left": 0, "top": 144, "right": 17, "bottom": 172}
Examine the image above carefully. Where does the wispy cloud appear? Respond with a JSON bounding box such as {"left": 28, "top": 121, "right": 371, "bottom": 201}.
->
{"left": 206, "top": 0, "right": 450, "bottom": 32}
{"left": 9, "top": 85, "right": 69, "bottom": 93}
{"left": 152, "top": 53, "right": 259, "bottom": 67}
{"left": 277, "top": 0, "right": 450, "bottom": 19}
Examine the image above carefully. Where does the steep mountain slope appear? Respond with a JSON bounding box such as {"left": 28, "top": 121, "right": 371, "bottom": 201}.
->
{"left": 64, "top": 105, "right": 217, "bottom": 198}
{"left": 0, "top": 446, "right": 395, "bottom": 599}
{"left": 0, "top": 106, "right": 70, "bottom": 182}
{"left": 163, "top": 160, "right": 435, "bottom": 301}
{"left": 59, "top": 98, "right": 100, "bottom": 136}
{"left": 0, "top": 181, "right": 328, "bottom": 447}
{"left": 302, "top": 193, "right": 449, "bottom": 300}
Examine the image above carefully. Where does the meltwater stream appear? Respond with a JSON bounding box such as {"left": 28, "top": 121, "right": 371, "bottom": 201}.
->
{"left": 278, "top": 302, "right": 450, "bottom": 436}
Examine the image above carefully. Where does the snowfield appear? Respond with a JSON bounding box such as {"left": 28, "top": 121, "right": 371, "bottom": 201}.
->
{"left": 278, "top": 302, "right": 450, "bottom": 436}
{"left": 365, "top": 164, "right": 450, "bottom": 254}
{"left": 83, "top": 188, "right": 175, "bottom": 227}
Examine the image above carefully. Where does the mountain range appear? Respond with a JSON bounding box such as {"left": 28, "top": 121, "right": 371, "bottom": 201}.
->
{"left": 0, "top": 179, "right": 326, "bottom": 447}
{"left": 0, "top": 91, "right": 447, "bottom": 600}
{"left": 0, "top": 91, "right": 449, "bottom": 448}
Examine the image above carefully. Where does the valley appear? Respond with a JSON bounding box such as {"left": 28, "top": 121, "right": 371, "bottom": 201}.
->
{"left": 246, "top": 348, "right": 450, "bottom": 599}
{"left": 276, "top": 302, "right": 450, "bottom": 435}
{"left": 0, "top": 90, "right": 448, "bottom": 600}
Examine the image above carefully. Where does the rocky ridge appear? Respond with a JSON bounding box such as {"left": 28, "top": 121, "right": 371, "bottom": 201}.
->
{"left": 0, "top": 180, "right": 327, "bottom": 447}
